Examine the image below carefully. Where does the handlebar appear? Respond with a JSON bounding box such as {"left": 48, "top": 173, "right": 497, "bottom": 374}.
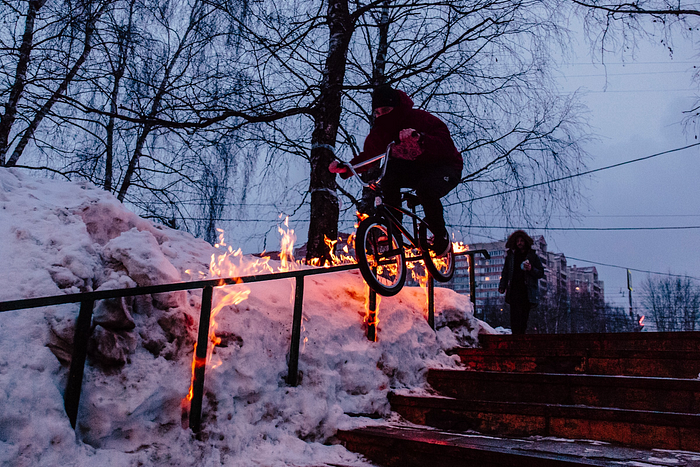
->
{"left": 343, "top": 142, "right": 393, "bottom": 188}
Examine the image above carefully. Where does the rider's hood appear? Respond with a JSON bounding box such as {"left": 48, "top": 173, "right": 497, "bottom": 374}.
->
{"left": 394, "top": 90, "right": 414, "bottom": 111}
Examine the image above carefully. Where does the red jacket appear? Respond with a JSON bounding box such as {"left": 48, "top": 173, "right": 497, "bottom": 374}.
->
{"left": 347, "top": 90, "right": 463, "bottom": 175}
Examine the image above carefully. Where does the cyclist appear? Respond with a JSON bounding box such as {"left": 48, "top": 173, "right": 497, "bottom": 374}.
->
{"left": 329, "top": 85, "right": 463, "bottom": 256}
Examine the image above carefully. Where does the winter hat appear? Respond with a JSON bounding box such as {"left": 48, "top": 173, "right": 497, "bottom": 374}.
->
{"left": 372, "top": 85, "right": 400, "bottom": 109}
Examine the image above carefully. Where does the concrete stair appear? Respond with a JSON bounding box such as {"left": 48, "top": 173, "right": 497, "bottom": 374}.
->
{"left": 337, "top": 332, "right": 700, "bottom": 466}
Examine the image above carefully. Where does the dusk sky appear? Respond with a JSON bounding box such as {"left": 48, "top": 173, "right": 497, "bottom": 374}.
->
{"left": 226, "top": 23, "right": 699, "bottom": 314}
{"left": 514, "top": 27, "right": 699, "bottom": 311}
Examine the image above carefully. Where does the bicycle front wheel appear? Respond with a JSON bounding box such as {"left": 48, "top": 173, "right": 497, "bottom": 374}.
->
{"left": 419, "top": 223, "right": 455, "bottom": 282}
{"left": 355, "top": 216, "right": 406, "bottom": 296}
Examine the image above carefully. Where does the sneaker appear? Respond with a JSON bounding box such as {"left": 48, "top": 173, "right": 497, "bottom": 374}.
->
{"left": 429, "top": 233, "right": 450, "bottom": 257}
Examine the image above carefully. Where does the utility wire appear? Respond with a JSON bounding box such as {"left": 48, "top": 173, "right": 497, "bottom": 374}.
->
{"left": 449, "top": 225, "right": 700, "bottom": 231}
{"left": 446, "top": 141, "right": 700, "bottom": 206}
{"left": 559, "top": 256, "right": 700, "bottom": 282}
{"left": 144, "top": 144, "right": 700, "bottom": 212}
{"left": 180, "top": 218, "right": 700, "bottom": 230}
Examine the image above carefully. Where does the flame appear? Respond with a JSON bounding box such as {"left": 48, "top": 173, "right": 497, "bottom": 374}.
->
{"left": 452, "top": 240, "right": 469, "bottom": 254}
{"left": 184, "top": 343, "right": 203, "bottom": 402}
{"left": 639, "top": 315, "right": 645, "bottom": 326}
{"left": 364, "top": 285, "right": 381, "bottom": 341}
{"left": 305, "top": 234, "right": 357, "bottom": 267}
{"left": 278, "top": 216, "right": 297, "bottom": 271}
{"left": 183, "top": 223, "right": 296, "bottom": 409}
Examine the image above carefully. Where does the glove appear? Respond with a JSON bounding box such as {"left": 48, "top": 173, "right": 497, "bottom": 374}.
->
{"left": 329, "top": 160, "right": 349, "bottom": 174}
{"left": 392, "top": 128, "right": 422, "bottom": 161}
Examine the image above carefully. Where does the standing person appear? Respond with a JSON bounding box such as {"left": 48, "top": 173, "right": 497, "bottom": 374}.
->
{"left": 498, "top": 230, "right": 545, "bottom": 335}
{"left": 329, "top": 85, "right": 463, "bottom": 256}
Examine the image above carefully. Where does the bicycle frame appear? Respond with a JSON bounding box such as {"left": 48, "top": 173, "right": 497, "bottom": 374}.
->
{"left": 374, "top": 200, "right": 423, "bottom": 251}
{"left": 345, "top": 142, "right": 426, "bottom": 251}
{"left": 347, "top": 142, "right": 456, "bottom": 294}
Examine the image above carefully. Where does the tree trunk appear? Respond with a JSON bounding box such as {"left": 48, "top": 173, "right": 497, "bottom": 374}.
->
{"left": 105, "top": 49, "right": 127, "bottom": 192}
{"left": 6, "top": 1, "right": 106, "bottom": 167}
{"left": 306, "top": 0, "right": 353, "bottom": 263}
{"left": 0, "top": 0, "right": 45, "bottom": 166}
{"left": 371, "top": 2, "right": 390, "bottom": 88}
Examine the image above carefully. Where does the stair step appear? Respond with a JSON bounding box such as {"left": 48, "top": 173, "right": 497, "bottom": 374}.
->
{"left": 455, "top": 348, "right": 700, "bottom": 378}
{"left": 428, "top": 369, "right": 700, "bottom": 413}
{"left": 336, "top": 425, "right": 700, "bottom": 466}
{"left": 390, "top": 393, "right": 700, "bottom": 451}
{"left": 478, "top": 331, "right": 700, "bottom": 353}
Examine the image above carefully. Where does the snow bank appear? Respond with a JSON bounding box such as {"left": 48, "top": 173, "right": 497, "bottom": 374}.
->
{"left": 0, "top": 168, "right": 490, "bottom": 466}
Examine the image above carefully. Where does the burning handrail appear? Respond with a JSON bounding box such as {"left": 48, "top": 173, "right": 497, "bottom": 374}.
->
{"left": 0, "top": 264, "right": 359, "bottom": 313}
{"left": 0, "top": 249, "right": 487, "bottom": 435}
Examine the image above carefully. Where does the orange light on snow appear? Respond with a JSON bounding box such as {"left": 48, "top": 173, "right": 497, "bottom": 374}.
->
{"left": 364, "top": 285, "right": 381, "bottom": 330}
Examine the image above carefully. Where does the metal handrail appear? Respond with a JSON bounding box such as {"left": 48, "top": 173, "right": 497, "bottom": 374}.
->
{"left": 0, "top": 263, "right": 359, "bottom": 313}
{"left": 0, "top": 248, "right": 489, "bottom": 435}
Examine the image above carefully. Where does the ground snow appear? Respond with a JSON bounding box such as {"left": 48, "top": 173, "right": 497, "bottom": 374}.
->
{"left": 0, "top": 168, "right": 491, "bottom": 466}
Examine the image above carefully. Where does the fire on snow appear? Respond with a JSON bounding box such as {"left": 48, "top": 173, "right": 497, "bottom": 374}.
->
{"left": 182, "top": 217, "right": 468, "bottom": 405}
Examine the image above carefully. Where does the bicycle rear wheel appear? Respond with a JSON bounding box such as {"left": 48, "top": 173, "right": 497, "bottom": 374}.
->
{"left": 419, "top": 223, "right": 455, "bottom": 282}
{"left": 355, "top": 216, "right": 406, "bottom": 296}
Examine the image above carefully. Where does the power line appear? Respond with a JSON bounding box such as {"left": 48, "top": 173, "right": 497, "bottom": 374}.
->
{"left": 573, "top": 214, "right": 700, "bottom": 218}
{"left": 570, "top": 88, "right": 696, "bottom": 94}
{"left": 450, "top": 225, "right": 700, "bottom": 231}
{"left": 563, "top": 256, "right": 700, "bottom": 282}
{"left": 448, "top": 141, "right": 700, "bottom": 205}
{"left": 562, "top": 70, "right": 694, "bottom": 78}
{"left": 561, "top": 60, "right": 699, "bottom": 66}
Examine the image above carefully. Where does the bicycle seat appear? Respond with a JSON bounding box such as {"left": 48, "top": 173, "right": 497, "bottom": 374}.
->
{"left": 402, "top": 191, "right": 421, "bottom": 209}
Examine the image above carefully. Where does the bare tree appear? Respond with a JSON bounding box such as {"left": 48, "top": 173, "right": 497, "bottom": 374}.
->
{"left": 0, "top": 0, "right": 110, "bottom": 167}
{"left": 642, "top": 275, "right": 700, "bottom": 332}
{"left": 1, "top": 0, "right": 591, "bottom": 262}
{"left": 573, "top": 0, "right": 700, "bottom": 126}
{"left": 533, "top": 283, "right": 571, "bottom": 333}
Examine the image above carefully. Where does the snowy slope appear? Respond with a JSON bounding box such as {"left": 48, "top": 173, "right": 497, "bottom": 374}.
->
{"left": 0, "top": 168, "right": 492, "bottom": 466}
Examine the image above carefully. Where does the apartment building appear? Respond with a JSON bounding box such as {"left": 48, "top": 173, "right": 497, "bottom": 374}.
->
{"left": 442, "top": 236, "right": 603, "bottom": 315}
{"left": 568, "top": 265, "right": 605, "bottom": 302}
{"left": 442, "top": 236, "right": 547, "bottom": 309}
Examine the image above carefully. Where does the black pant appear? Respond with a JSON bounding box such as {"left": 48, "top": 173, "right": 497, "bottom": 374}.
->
{"left": 380, "top": 159, "right": 461, "bottom": 237}
{"left": 509, "top": 300, "right": 532, "bottom": 335}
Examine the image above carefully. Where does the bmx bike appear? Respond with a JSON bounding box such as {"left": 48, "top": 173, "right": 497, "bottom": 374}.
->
{"left": 343, "top": 143, "right": 456, "bottom": 297}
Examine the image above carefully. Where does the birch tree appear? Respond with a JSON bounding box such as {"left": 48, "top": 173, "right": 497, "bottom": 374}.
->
{"left": 0, "top": 0, "right": 110, "bottom": 167}
{"left": 213, "top": 0, "right": 588, "bottom": 261}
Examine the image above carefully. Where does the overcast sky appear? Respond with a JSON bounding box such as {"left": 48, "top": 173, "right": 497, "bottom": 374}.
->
{"left": 494, "top": 27, "right": 699, "bottom": 311}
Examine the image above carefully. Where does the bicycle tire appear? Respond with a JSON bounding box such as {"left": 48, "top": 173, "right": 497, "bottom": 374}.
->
{"left": 419, "top": 222, "right": 455, "bottom": 282}
{"left": 355, "top": 216, "right": 406, "bottom": 296}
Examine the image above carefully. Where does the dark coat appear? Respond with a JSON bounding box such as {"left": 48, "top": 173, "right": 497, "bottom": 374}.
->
{"left": 347, "top": 91, "right": 463, "bottom": 175}
{"left": 499, "top": 248, "right": 545, "bottom": 305}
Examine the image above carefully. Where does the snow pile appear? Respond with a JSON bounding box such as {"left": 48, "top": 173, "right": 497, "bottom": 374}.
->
{"left": 0, "top": 168, "right": 491, "bottom": 466}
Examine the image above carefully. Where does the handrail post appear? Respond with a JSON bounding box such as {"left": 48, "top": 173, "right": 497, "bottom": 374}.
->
{"left": 427, "top": 275, "right": 435, "bottom": 330}
{"left": 287, "top": 276, "right": 304, "bottom": 386}
{"left": 367, "top": 288, "right": 377, "bottom": 342}
{"left": 468, "top": 253, "right": 477, "bottom": 317}
{"left": 64, "top": 299, "right": 95, "bottom": 429}
{"left": 189, "top": 286, "right": 213, "bottom": 433}
{"left": 466, "top": 250, "right": 491, "bottom": 319}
